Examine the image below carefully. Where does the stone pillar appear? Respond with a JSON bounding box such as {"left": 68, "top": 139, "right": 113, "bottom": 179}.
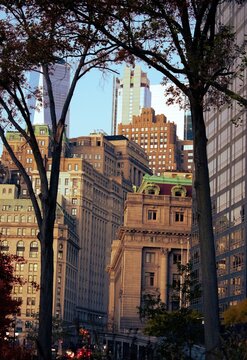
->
{"left": 159, "top": 248, "right": 169, "bottom": 304}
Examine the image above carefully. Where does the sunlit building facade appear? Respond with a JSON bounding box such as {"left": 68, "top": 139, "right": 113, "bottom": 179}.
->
{"left": 118, "top": 107, "right": 193, "bottom": 174}
{"left": 191, "top": 2, "right": 247, "bottom": 314}
{"left": 111, "top": 66, "right": 151, "bottom": 134}
{"left": 107, "top": 172, "right": 192, "bottom": 332}
{"left": 0, "top": 125, "right": 152, "bottom": 334}
{"left": 0, "top": 184, "right": 79, "bottom": 342}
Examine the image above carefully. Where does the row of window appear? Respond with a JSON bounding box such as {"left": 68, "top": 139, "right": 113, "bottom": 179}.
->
{"left": 13, "top": 285, "right": 37, "bottom": 294}
{"left": 1, "top": 205, "right": 33, "bottom": 212}
{"left": 144, "top": 252, "right": 181, "bottom": 264}
{"left": 122, "top": 127, "right": 169, "bottom": 132}
{"left": 15, "top": 263, "right": 38, "bottom": 272}
{"left": 0, "top": 215, "right": 36, "bottom": 223}
{"left": 1, "top": 240, "right": 38, "bottom": 256}
{"left": 0, "top": 228, "right": 39, "bottom": 236}
{"left": 147, "top": 210, "right": 185, "bottom": 222}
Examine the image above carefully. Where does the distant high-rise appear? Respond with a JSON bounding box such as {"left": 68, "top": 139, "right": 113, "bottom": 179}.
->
{"left": 184, "top": 110, "right": 193, "bottom": 140}
{"left": 29, "top": 61, "right": 70, "bottom": 136}
{"left": 150, "top": 84, "right": 185, "bottom": 139}
{"left": 111, "top": 66, "right": 151, "bottom": 134}
{"left": 118, "top": 107, "right": 193, "bottom": 174}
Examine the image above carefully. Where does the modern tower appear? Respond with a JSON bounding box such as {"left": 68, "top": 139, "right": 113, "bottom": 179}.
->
{"left": 184, "top": 109, "right": 193, "bottom": 140}
{"left": 150, "top": 84, "right": 185, "bottom": 140}
{"left": 111, "top": 66, "right": 151, "bottom": 134}
{"left": 191, "top": 1, "right": 247, "bottom": 313}
{"left": 29, "top": 61, "right": 70, "bottom": 136}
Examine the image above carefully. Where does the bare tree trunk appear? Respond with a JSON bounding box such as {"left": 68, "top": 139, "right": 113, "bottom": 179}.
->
{"left": 37, "top": 141, "right": 63, "bottom": 360}
{"left": 191, "top": 98, "right": 220, "bottom": 359}
{"left": 38, "top": 226, "right": 54, "bottom": 360}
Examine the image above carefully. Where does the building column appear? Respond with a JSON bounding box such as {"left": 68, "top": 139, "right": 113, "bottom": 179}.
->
{"left": 159, "top": 248, "right": 169, "bottom": 304}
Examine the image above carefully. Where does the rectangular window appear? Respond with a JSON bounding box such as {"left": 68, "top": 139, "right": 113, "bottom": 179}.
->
{"left": 27, "top": 297, "right": 36, "bottom": 306}
{"left": 29, "top": 263, "right": 38, "bottom": 272}
{"left": 231, "top": 253, "right": 244, "bottom": 271}
{"left": 145, "top": 252, "right": 155, "bottom": 263}
{"left": 145, "top": 272, "right": 155, "bottom": 287}
{"left": 173, "top": 254, "right": 181, "bottom": 264}
{"left": 71, "top": 208, "right": 77, "bottom": 216}
{"left": 175, "top": 212, "right": 184, "bottom": 222}
{"left": 172, "top": 273, "right": 181, "bottom": 288}
{"left": 148, "top": 210, "right": 157, "bottom": 220}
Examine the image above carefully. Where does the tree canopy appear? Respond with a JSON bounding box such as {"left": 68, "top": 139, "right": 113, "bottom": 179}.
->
{"left": 223, "top": 299, "right": 247, "bottom": 326}
{"left": 66, "top": 1, "right": 247, "bottom": 358}
{"left": 0, "top": 2, "right": 119, "bottom": 359}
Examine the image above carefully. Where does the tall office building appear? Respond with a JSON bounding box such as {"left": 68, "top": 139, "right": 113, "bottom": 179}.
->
{"left": 0, "top": 126, "right": 152, "bottom": 339}
{"left": 111, "top": 66, "right": 151, "bottom": 134}
{"left": 118, "top": 107, "right": 193, "bottom": 174}
{"left": 150, "top": 84, "right": 185, "bottom": 140}
{"left": 29, "top": 61, "right": 70, "bottom": 136}
{"left": 184, "top": 110, "right": 193, "bottom": 140}
{"left": 0, "top": 183, "right": 79, "bottom": 344}
{"left": 191, "top": 2, "right": 247, "bottom": 313}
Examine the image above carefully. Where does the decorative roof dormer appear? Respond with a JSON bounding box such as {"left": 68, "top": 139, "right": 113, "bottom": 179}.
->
{"left": 143, "top": 183, "right": 160, "bottom": 195}
{"left": 171, "top": 184, "right": 187, "bottom": 197}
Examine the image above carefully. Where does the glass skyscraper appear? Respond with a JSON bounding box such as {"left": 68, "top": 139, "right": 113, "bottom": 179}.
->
{"left": 191, "top": 2, "right": 247, "bottom": 313}
{"left": 29, "top": 61, "right": 70, "bottom": 136}
{"left": 111, "top": 66, "right": 151, "bottom": 134}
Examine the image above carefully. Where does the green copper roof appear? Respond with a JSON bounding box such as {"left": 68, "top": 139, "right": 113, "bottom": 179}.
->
{"left": 142, "top": 173, "right": 192, "bottom": 186}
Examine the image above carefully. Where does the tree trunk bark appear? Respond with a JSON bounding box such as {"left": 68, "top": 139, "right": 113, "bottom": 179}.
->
{"left": 37, "top": 224, "right": 54, "bottom": 360}
{"left": 191, "top": 99, "right": 220, "bottom": 359}
{"left": 37, "top": 141, "right": 63, "bottom": 360}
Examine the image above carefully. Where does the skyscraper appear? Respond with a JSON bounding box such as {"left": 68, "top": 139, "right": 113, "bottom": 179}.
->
{"left": 111, "top": 66, "right": 151, "bottom": 134}
{"left": 184, "top": 110, "right": 193, "bottom": 140}
{"left": 118, "top": 107, "right": 193, "bottom": 174}
{"left": 191, "top": 1, "right": 247, "bottom": 313}
{"left": 150, "top": 84, "right": 185, "bottom": 139}
{"left": 29, "top": 61, "right": 70, "bottom": 136}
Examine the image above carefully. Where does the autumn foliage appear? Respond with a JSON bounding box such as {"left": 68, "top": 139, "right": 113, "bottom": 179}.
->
{"left": 223, "top": 299, "right": 247, "bottom": 326}
{"left": 0, "top": 253, "right": 22, "bottom": 342}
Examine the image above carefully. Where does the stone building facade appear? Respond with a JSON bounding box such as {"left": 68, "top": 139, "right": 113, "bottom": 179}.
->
{"left": 118, "top": 107, "right": 193, "bottom": 174}
{"left": 0, "top": 184, "right": 79, "bottom": 341}
{"left": 107, "top": 172, "right": 192, "bottom": 332}
{"left": 0, "top": 125, "right": 152, "bottom": 334}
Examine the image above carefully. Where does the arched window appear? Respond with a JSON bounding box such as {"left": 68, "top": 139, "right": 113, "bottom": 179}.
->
{"left": 143, "top": 183, "right": 160, "bottom": 195}
{"left": 16, "top": 240, "right": 25, "bottom": 257}
{"left": 1, "top": 240, "right": 9, "bottom": 254}
{"left": 171, "top": 185, "right": 187, "bottom": 197}
{"left": 29, "top": 241, "right": 39, "bottom": 258}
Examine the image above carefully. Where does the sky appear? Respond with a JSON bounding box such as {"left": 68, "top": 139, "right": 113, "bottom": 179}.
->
{"left": 69, "top": 63, "right": 185, "bottom": 140}
{"left": 0, "top": 62, "right": 184, "bottom": 156}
